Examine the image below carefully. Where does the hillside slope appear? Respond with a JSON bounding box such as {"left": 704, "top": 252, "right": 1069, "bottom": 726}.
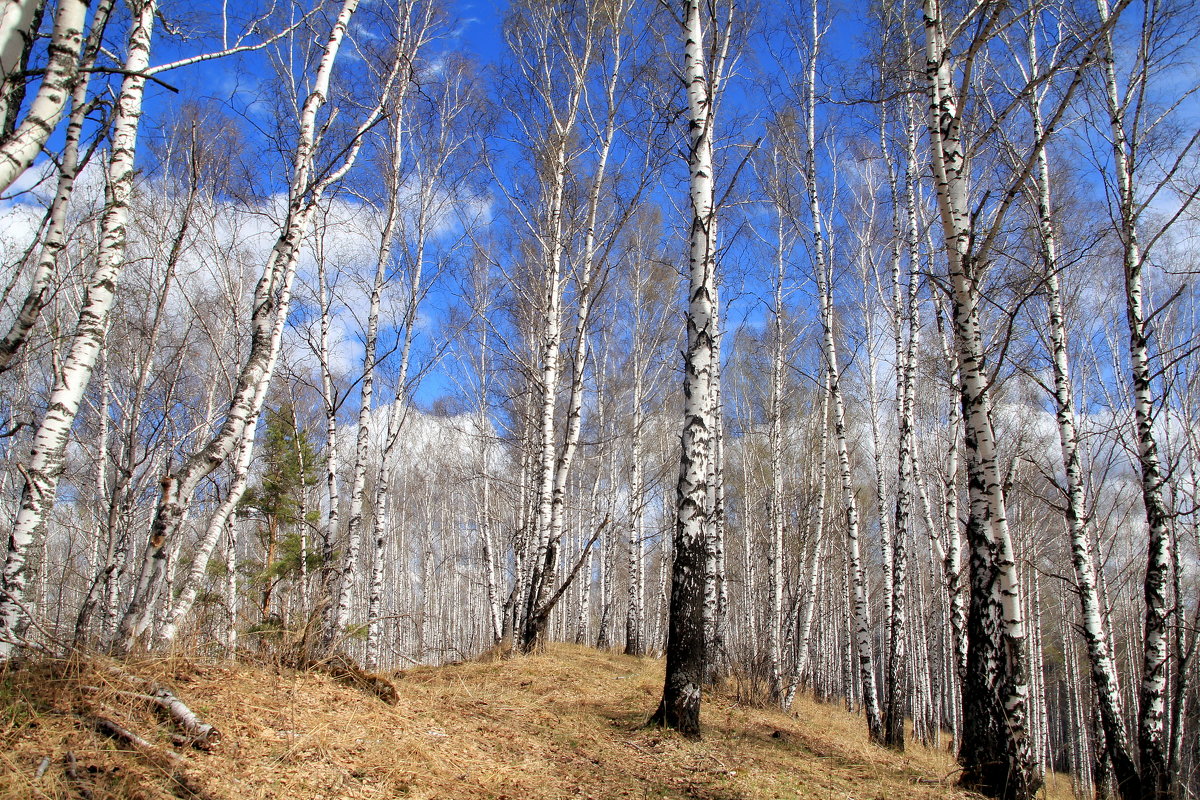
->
{"left": 2, "top": 645, "right": 1023, "bottom": 799}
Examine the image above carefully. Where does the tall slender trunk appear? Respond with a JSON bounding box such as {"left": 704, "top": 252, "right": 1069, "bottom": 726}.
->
{"left": 785, "top": 372, "right": 831, "bottom": 706}
{"left": 923, "top": 0, "right": 1038, "bottom": 794}
{"left": 625, "top": 368, "right": 646, "bottom": 656}
{"left": 225, "top": 520, "right": 238, "bottom": 656}
{"left": 117, "top": 0, "right": 368, "bottom": 654}
{"left": 767, "top": 208, "right": 786, "bottom": 705}
{"left": 703, "top": 312, "right": 727, "bottom": 683}
{"left": 73, "top": 348, "right": 110, "bottom": 645}
{"left": 1026, "top": 20, "right": 1140, "bottom": 793}
{"left": 651, "top": 0, "right": 721, "bottom": 738}
{"left": 931, "top": 296, "right": 967, "bottom": 691}
{"left": 155, "top": 377, "right": 269, "bottom": 647}
{"left": 805, "top": 0, "right": 882, "bottom": 741}
{"left": 119, "top": 0, "right": 404, "bottom": 654}
{"left": 0, "top": 0, "right": 114, "bottom": 371}
{"left": 316, "top": 230, "right": 341, "bottom": 634}
{"left": 881, "top": 89, "right": 921, "bottom": 752}
{"left": 364, "top": 513, "right": 387, "bottom": 668}
{"left": 0, "top": 0, "right": 156, "bottom": 658}
{"left": 475, "top": 311, "right": 503, "bottom": 646}
{"left": 333, "top": 95, "right": 410, "bottom": 640}
{"left": 1094, "top": 2, "right": 1170, "bottom": 795}
{"left": 0, "top": 0, "right": 90, "bottom": 194}
{"left": 521, "top": 34, "right": 590, "bottom": 644}
{"left": 357, "top": 210, "right": 427, "bottom": 655}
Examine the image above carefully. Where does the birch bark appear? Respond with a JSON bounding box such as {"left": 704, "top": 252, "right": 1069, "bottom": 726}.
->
{"left": 785, "top": 370, "right": 831, "bottom": 705}
{"left": 880, "top": 90, "right": 922, "bottom": 752}
{"left": 1094, "top": 1, "right": 1173, "bottom": 794}
{"left": 332, "top": 92, "right": 410, "bottom": 642}
{"left": 0, "top": 0, "right": 89, "bottom": 194}
{"left": 804, "top": 0, "right": 882, "bottom": 741}
{"left": 0, "top": 0, "right": 113, "bottom": 371}
{"left": 651, "top": 0, "right": 723, "bottom": 737}
{"left": 517, "top": 14, "right": 591, "bottom": 648}
{"left": 0, "top": 0, "right": 39, "bottom": 96}
{"left": 767, "top": 204, "right": 786, "bottom": 705}
{"left": 625, "top": 358, "right": 646, "bottom": 656}
{"left": 315, "top": 227, "right": 341, "bottom": 636}
{"left": 922, "top": 0, "right": 1038, "bottom": 793}
{"left": 1025, "top": 15, "right": 1140, "bottom": 794}
{"left": 520, "top": 2, "right": 631, "bottom": 649}
{"left": 117, "top": 0, "right": 399, "bottom": 653}
{"left": 1, "top": 0, "right": 156, "bottom": 658}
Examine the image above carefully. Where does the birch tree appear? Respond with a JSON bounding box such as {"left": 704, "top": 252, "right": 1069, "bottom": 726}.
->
{"left": 0, "top": 0, "right": 90, "bottom": 195}
{"left": 357, "top": 42, "right": 467, "bottom": 663}
{"left": 1, "top": 0, "right": 157, "bottom": 659}
{"left": 1091, "top": 0, "right": 1200, "bottom": 794}
{"left": 0, "top": 0, "right": 113, "bottom": 372}
{"left": 324, "top": 0, "right": 442, "bottom": 650}
{"left": 791, "top": 0, "right": 884, "bottom": 743}
{"left": 650, "top": 0, "right": 732, "bottom": 738}
{"left": 920, "top": 0, "right": 1073, "bottom": 791}
{"left": 115, "top": 0, "right": 410, "bottom": 653}
{"left": 1015, "top": 7, "right": 1140, "bottom": 796}
{"left": 505, "top": 0, "right": 643, "bottom": 653}
{"left": 622, "top": 209, "right": 673, "bottom": 657}
{"left": 502, "top": 0, "right": 595, "bottom": 652}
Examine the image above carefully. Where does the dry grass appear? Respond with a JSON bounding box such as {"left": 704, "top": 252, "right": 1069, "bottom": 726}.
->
{"left": 1, "top": 645, "right": 1071, "bottom": 800}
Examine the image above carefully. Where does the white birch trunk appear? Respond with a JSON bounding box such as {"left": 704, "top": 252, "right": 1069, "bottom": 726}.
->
{"left": 0, "top": 0, "right": 39, "bottom": 90}
{"left": 522, "top": 17, "right": 625, "bottom": 649}
{"left": 0, "top": 0, "right": 90, "bottom": 194}
{"left": 354, "top": 131, "right": 436, "bottom": 648}
{"left": 882, "top": 92, "right": 922, "bottom": 751}
{"left": 625, "top": 367, "right": 646, "bottom": 656}
{"left": 364, "top": 513, "right": 387, "bottom": 668}
{"left": 1026, "top": 21, "right": 1140, "bottom": 790}
{"left": 785, "top": 373, "right": 831, "bottom": 706}
{"left": 521, "top": 42, "right": 587, "bottom": 640}
{"left": 922, "top": 0, "right": 1037, "bottom": 791}
{"left": 155, "top": 383, "right": 268, "bottom": 647}
{"left": 0, "top": 0, "right": 113, "bottom": 371}
{"left": 805, "top": 3, "right": 882, "bottom": 739}
{"left": 652, "top": 0, "right": 722, "bottom": 737}
{"left": 0, "top": 1, "right": 156, "bottom": 658}
{"left": 767, "top": 206, "right": 786, "bottom": 704}
{"left": 705, "top": 315, "right": 728, "bottom": 680}
{"left": 1094, "top": 1, "right": 1171, "bottom": 793}
{"left": 333, "top": 96, "right": 409, "bottom": 638}
{"left": 474, "top": 312, "right": 502, "bottom": 646}
{"left": 317, "top": 233, "right": 341, "bottom": 633}
{"left": 225, "top": 520, "right": 237, "bottom": 657}
{"left": 120, "top": 0, "right": 402, "bottom": 654}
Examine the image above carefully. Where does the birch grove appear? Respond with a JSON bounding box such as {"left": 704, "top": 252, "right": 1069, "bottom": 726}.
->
{"left": 2, "top": 0, "right": 1200, "bottom": 797}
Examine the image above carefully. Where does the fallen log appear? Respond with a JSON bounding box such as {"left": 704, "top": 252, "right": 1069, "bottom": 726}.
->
{"left": 97, "top": 668, "right": 221, "bottom": 749}
{"left": 148, "top": 684, "right": 220, "bottom": 750}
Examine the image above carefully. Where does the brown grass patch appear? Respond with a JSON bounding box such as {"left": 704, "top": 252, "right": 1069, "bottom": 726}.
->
{"left": 1, "top": 645, "right": 1068, "bottom": 799}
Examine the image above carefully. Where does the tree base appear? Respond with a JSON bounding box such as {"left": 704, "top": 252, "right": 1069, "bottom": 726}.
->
{"left": 648, "top": 684, "right": 701, "bottom": 739}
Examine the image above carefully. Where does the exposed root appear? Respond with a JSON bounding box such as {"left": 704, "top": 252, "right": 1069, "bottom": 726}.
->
{"left": 63, "top": 751, "right": 92, "bottom": 799}
{"left": 302, "top": 651, "right": 400, "bottom": 705}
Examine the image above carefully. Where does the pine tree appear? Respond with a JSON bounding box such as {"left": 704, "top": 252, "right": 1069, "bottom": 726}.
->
{"left": 239, "top": 404, "right": 318, "bottom": 625}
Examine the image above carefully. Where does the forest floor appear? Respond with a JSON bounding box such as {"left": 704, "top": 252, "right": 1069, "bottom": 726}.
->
{"left": 0, "top": 644, "right": 1073, "bottom": 800}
